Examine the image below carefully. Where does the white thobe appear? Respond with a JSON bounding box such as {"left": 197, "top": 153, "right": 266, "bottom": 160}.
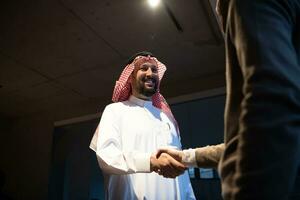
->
{"left": 90, "top": 95, "right": 195, "bottom": 200}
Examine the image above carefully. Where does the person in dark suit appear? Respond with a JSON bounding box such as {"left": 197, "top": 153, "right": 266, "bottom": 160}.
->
{"left": 218, "top": 0, "right": 300, "bottom": 199}
{"left": 157, "top": 0, "right": 300, "bottom": 199}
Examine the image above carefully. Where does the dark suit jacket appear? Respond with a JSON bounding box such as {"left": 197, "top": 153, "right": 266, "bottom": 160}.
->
{"left": 216, "top": 0, "right": 300, "bottom": 199}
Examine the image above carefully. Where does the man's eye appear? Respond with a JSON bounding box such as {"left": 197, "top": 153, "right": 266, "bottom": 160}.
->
{"left": 152, "top": 68, "right": 158, "bottom": 73}
{"left": 140, "top": 66, "right": 148, "bottom": 71}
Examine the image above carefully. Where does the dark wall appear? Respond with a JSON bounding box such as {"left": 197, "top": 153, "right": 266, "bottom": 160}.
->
{"left": 0, "top": 117, "right": 13, "bottom": 199}
{"left": 172, "top": 95, "right": 225, "bottom": 200}
{"left": 49, "top": 119, "right": 105, "bottom": 200}
{"left": 0, "top": 115, "right": 53, "bottom": 200}
{"left": 172, "top": 95, "right": 225, "bottom": 148}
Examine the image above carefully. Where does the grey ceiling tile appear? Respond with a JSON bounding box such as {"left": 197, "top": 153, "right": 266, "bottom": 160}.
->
{"left": 56, "top": 68, "right": 116, "bottom": 98}
{"left": 0, "top": 0, "right": 122, "bottom": 79}
{"left": 0, "top": 54, "right": 48, "bottom": 95}
{"left": 15, "top": 82, "right": 69, "bottom": 100}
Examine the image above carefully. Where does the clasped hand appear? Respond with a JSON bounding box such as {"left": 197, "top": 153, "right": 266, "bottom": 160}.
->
{"left": 150, "top": 148, "right": 186, "bottom": 178}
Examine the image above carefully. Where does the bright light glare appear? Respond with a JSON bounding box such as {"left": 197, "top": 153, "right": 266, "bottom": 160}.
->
{"left": 148, "top": 0, "right": 160, "bottom": 8}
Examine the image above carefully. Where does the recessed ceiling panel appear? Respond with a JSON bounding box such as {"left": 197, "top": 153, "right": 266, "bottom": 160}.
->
{"left": 0, "top": 54, "right": 47, "bottom": 95}
{"left": 0, "top": 0, "right": 122, "bottom": 78}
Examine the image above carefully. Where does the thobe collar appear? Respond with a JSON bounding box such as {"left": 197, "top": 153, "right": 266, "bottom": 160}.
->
{"left": 129, "top": 95, "right": 152, "bottom": 107}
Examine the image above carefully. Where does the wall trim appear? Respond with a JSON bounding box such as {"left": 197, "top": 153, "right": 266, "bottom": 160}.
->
{"left": 168, "top": 87, "right": 225, "bottom": 104}
{"left": 54, "top": 87, "right": 226, "bottom": 127}
{"left": 54, "top": 113, "right": 101, "bottom": 127}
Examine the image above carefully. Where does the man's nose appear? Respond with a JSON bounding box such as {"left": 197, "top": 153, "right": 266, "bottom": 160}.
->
{"left": 146, "top": 68, "right": 153, "bottom": 76}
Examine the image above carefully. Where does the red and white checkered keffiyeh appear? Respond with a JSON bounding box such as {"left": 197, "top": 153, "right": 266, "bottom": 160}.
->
{"left": 112, "top": 55, "right": 179, "bottom": 134}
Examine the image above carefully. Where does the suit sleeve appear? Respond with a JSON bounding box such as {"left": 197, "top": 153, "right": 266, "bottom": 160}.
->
{"left": 195, "top": 143, "right": 225, "bottom": 169}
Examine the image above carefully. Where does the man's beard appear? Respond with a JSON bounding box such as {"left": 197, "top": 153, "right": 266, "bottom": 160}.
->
{"left": 137, "top": 78, "right": 158, "bottom": 97}
{"left": 139, "top": 86, "right": 157, "bottom": 97}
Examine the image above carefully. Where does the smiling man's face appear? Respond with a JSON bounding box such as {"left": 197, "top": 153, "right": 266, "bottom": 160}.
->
{"left": 131, "top": 59, "right": 159, "bottom": 100}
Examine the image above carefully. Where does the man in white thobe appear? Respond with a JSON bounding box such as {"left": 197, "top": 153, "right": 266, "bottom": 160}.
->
{"left": 90, "top": 51, "right": 195, "bottom": 200}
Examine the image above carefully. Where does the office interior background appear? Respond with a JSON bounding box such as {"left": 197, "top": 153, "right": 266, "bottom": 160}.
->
{"left": 0, "top": 0, "right": 231, "bottom": 199}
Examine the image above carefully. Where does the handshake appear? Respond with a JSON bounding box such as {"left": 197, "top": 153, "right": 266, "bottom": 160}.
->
{"left": 150, "top": 148, "right": 196, "bottom": 178}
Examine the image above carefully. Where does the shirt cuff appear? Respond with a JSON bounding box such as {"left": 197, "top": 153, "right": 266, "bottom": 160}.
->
{"left": 134, "top": 152, "right": 152, "bottom": 172}
{"left": 182, "top": 148, "right": 197, "bottom": 167}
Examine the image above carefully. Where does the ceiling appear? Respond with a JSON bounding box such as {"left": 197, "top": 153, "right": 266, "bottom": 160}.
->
{"left": 0, "top": 0, "right": 225, "bottom": 121}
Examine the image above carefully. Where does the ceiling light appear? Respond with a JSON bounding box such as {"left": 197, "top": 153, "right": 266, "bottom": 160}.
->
{"left": 148, "top": 0, "right": 160, "bottom": 8}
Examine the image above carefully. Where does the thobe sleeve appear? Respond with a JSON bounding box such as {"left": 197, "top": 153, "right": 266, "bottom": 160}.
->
{"left": 92, "top": 105, "right": 151, "bottom": 174}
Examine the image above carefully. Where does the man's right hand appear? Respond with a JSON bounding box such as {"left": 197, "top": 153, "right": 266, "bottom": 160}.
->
{"left": 156, "top": 148, "right": 184, "bottom": 162}
{"left": 150, "top": 153, "right": 187, "bottom": 178}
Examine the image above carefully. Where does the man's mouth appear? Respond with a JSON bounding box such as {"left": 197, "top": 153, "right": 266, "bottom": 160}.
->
{"left": 143, "top": 79, "right": 156, "bottom": 87}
